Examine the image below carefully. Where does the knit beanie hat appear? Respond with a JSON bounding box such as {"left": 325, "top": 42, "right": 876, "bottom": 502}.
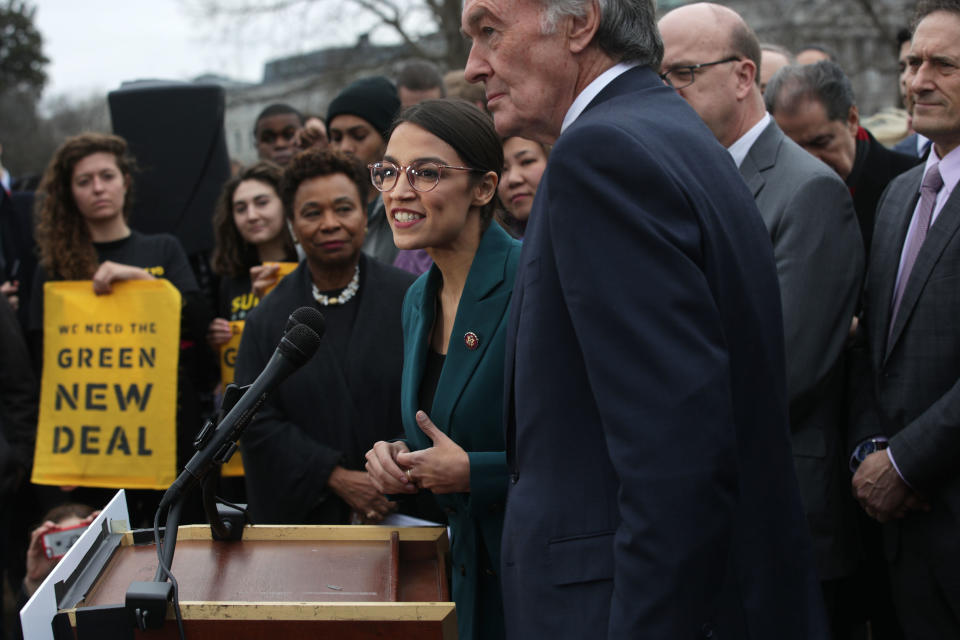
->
{"left": 326, "top": 76, "right": 401, "bottom": 141}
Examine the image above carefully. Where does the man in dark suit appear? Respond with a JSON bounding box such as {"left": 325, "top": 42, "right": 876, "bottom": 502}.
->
{"left": 462, "top": 0, "right": 827, "bottom": 637}
{"left": 659, "top": 6, "right": 864, "bottom": 634}
{"left": 766, "top": 61, "right": 921, "bottom": 259}
{"left": 849, "top": 1, "right": 960, "bottom": 636}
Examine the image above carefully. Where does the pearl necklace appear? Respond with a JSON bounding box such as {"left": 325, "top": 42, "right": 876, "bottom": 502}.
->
{"left": 312, "top": 264, "right": 360, "bottom": 306}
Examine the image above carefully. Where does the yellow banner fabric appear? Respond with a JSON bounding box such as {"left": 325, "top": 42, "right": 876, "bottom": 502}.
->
{"left": 32, "top": 280, "right": 182, "bottom": 490}
{"left": 219, "top": 321, "right": 245, "bottom": 477}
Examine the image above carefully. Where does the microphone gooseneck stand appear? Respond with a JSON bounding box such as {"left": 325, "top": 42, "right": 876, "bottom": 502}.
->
{"left": 125, "top": 311, "right": 325, "bottom": 637}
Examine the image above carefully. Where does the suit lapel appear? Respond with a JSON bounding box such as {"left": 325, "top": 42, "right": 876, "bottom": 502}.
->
{"left": 401, "top": 267, "right": 439, "bottom": 444}
{"left": 431, "top": 224, "right": 513, "bottom": 433}
{"left": 738, "top": 120, "right": 779, "bottom": 199}
{"left": 873, "top": 176, "right": 917, "bottom": 364}
{"left": 886, "top": 185, "right": 960, "bottom": 359}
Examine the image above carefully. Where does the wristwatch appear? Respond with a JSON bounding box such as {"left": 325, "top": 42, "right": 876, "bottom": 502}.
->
{"left": 850, "top": 437, "right": 889, "bottom": 472}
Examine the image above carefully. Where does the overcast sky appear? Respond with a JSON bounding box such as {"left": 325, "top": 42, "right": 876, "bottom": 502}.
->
{"left": 33, "top": 0, "right": 383, "bottom": 101}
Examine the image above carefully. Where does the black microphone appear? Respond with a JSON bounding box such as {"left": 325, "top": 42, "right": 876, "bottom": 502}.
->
{"left": 284, "top": 305, "right": 326, "bottom": 336}
{"left": 160, "top": 322, "right": 323, "bottom": 508}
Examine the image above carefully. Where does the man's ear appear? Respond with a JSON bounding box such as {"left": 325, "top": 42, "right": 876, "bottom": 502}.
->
{"left": 734, "top": 59, "right": 758, "bottom": 99}
{"left": 846, "top": 104, "right": 860, "bottom": 136}
{"left": 472, "top": 171, "right": 499, "bottom": 207}
{"left": 567, "top": 0, "right": 601, "bottom": 54}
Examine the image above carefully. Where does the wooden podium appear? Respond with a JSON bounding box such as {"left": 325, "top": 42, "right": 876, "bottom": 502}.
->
{"left": 53, "top": 524, "right": 455, "bottom": 639}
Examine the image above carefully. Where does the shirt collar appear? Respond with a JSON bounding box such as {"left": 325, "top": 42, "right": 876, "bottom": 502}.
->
{"left": 926, "top": 142, "right": 960, "bottom": 201}
{"left": 726, "top": 113, "right": 771, "bottom": 168}
{"left": 561, "top": 62, "right": 639, "bottom": 134}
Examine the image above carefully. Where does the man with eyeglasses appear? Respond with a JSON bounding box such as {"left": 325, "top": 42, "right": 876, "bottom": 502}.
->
{"left": 660, "top": 4, "right": 865, "bottom": 635}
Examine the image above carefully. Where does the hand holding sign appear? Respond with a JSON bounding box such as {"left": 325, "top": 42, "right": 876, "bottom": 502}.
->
{"left": 92, "top": 261, "right": 154, "bottom": 295}
{"left": 395, "top": 411, "right": 471, "bottom": 494}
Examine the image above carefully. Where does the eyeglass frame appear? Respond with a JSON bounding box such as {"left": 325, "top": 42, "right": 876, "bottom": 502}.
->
{"left": 659, "top": 56, "right": 742, "bottom": 89}
{"left": 368, "top": 160, "right": 486, "bottom": 193}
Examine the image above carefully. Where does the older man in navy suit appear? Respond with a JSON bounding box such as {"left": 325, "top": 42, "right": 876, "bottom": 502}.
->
{"left": 462, "top": 0, "right": 827, "bottom": 637}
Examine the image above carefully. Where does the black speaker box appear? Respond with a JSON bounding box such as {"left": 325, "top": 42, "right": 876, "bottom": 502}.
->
{"left": 108, "top": 82, "right": 230, "bottom": 255}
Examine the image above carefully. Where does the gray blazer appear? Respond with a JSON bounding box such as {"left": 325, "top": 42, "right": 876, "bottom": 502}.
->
{"left": 740, "top": 120, "right": 865, "bottom": 580}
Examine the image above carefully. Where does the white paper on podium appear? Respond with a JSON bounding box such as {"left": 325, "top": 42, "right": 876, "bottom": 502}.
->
{"left": 20, "top": 489, "right": 130, "bottom": 640}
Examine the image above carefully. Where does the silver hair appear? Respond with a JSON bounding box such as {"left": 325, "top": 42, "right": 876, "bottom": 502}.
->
{"left": 539, "top": 0, "right": 663, "bottom": 67}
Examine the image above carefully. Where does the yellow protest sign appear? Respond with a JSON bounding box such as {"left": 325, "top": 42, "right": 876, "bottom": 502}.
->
{"left": 33, "top": 280, "right": 181, "bottom": 490}
{"left": 261, "top": 261, "right": 298, "bottom": 296}
{"left": 219, "top": 321, "right": 244, "bottom": 386}
{"left": 219, "top": 321, "right": 245, "bottom": 477}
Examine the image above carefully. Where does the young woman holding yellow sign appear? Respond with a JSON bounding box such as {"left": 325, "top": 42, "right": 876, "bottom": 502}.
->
{"left": 207, "top": 161, "right": 298, "bottom": 346}
{"left": 29, "top": 133, "right": 213, "bottom": 525}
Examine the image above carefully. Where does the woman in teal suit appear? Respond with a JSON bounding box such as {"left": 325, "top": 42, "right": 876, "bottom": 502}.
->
{"left": 365, "top": 99, "right": 520, "bottom": 640}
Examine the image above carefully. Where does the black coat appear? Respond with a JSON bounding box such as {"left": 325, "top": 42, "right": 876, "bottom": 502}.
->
{"left": 848, "top": 129, "right": 921, "bottom": 260}
{"left": 236, "top": 256, "right": 414, "bottom": 524}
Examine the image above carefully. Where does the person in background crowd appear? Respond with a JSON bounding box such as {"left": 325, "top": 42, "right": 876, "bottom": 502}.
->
{"left": 461, "top": 0, "right": 827, "bottom": 633}
{"left": 20, "top": 503, "right": 96, "bottom": 600}
{"left": 395, "top": 59, "right": 446, "bottom": 108}
{"left": 294, "top": 114, "right": 329, "bottom": 153}
{"left": 366, "top": 99, "right": 518, "bottom": 640}
{"left": 797, "top": 43, "right": 839, "bottom": 66}
{"left": 327, "top": 77, "right": 402, "bottom": 265}
{"left": 236, "top": 149, "right": 414, "bottom": 525}
{"left": 0, "top": 293, "right": 36, "bottom": 640}
{"left": 767, "top": 61, "right": 920, "bottom": 260}
{"left": 29, "top": 133, "right": 213, "bottom": 526}
{"left": 443, "top": 69, "right": 487, "bottom": 112}
{"left": 759, "top": 43, "right": 793, "bottom": 94}
{"left": 497, "top": 137, "right": 549, "bottom": 238}
{"left": 253, "top": 104, "right": 304, "bottom": 167}
{"left": 208, "top": 162, "right": 298, "bottom": 348}
{"left": 893, "top": 28, "right": 933, "bottom": 159}
{"left": 660, "top": 6, "right": 863, "bottom": 636}
{"left": 848, "top": 1, "right": 960, "bottom": 636}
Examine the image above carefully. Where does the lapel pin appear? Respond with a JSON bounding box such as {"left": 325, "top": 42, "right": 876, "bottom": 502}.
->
{"left": 464, "top": 331, "right": 480, "bottom": 350}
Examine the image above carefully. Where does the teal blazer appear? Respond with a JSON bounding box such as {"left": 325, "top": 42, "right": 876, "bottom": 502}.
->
{"left": 400, "top": 222, "right": 520, "bottom": 640}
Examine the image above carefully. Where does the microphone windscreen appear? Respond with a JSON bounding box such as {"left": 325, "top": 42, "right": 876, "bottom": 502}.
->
{"left": 279, "top": 323, "right": 322, "bottom": 366}
{"left": 286, "top": 306, "right": 326, "bottom": 339}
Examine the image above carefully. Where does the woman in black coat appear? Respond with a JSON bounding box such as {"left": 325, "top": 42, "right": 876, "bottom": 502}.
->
{"left": 235, "top": 149, "right": 414, "bottom": 524}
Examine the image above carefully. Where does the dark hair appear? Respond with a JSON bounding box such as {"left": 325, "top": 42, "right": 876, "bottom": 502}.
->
{"left": 896, "top": 27, "right": 912, "bottom": 52}
{"left": 42, "top": 503, "right": 94, "bottom": 525}
{"left": 540, "top": 0, "right": 662, "bottom": 68}
{"left": 390, "top": 99, "right": 503, "bottom": 222}
{"left": 395, "top": 59, "right": 446, "bottom": 94}
{"left": 915, "top": 0, "right": 960, "bottom": 25}
{"left": 764, "top": 61, "right": 855, "bottom": 122}
{"left": 211, "top": 161, "right": 297, "bottom": 278}
{"left": 280, "top": 149, "right": 369, "bottom": 219}
{"left": 36, "top": 133, "right": 136, "bottom": 279}
{"left": 253, "top": 103, "right": 304, "bottom": 135}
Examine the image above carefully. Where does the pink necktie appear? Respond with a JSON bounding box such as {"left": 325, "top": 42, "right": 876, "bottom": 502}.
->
{"left": 889, "top": 162, "right": 944, "bottom": 339}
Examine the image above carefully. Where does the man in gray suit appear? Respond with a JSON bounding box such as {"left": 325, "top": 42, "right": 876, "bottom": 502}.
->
{"left": 849, "top": 1, "right": 960, "bottom": 636}
{"left": 660, "top": 3, "right": 865, "bottom": 631}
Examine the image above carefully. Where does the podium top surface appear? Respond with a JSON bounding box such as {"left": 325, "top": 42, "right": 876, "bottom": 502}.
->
{"left": 78, "top": 525, "right": 449, "bottom": 608}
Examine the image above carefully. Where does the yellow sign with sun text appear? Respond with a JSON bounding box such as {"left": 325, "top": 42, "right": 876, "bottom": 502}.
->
{"left": 219, "top": 321, "right": 246, "bottom": 477}
{"left": 32, "top": 280, "right": 181, "bottom": 489}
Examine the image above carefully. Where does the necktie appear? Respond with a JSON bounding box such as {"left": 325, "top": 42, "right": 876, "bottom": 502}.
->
{"left": 889, "top": 162, "right": 944, "bottom": 339}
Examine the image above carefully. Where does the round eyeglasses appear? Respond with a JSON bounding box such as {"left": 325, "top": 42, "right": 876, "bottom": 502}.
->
{"left": 368, "top": 161, "right": 483, "bottom": 193}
